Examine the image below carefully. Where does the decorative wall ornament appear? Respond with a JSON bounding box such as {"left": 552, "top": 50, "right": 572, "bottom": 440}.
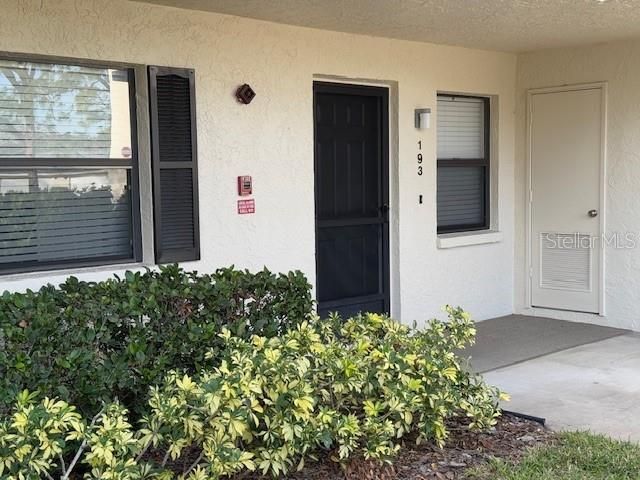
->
{"left": 235, "top": 84, "right": 256, "bottom": 104}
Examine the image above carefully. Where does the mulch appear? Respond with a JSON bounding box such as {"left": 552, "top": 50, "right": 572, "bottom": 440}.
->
{"left": 391, "top": 413, "right": 553, "bottom": 480}
{"left": 233, "top": 412, "right": 554, "bottom": 480}
{"left": 153, "top": 412, "right": 552, "bottom": 479}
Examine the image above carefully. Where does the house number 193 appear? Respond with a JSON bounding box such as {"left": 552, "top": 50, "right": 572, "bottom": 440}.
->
{"left": 417, "top": 141, "right": 423, "bottom": 176}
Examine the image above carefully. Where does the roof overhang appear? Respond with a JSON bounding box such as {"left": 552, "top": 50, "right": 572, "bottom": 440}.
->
{"left": 135, "top": 0, "right": 640, "bottom": 52}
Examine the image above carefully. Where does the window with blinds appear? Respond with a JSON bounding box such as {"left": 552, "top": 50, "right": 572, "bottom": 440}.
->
{"left": 436, "top": 94, "right": 490, "bottom": 233}
{"left": 0, "top": 58, "right": 139, "bottom": 273}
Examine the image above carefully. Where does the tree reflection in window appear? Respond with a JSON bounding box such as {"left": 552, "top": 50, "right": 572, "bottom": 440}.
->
{"left": 0, "top": 169, "right": 131, "bottom": 264}
{"left": 0, "top": 60, "right": 132, "bottom": 159}
{"left": 0, "top": 58, "right": 135, "bottom": 271}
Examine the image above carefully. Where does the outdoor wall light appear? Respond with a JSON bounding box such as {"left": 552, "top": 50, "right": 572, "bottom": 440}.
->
{"left": 415, "top": 108, "right": 431, "bottom": 129}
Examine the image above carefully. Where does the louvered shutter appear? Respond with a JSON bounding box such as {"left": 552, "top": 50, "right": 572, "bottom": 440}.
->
{"left": 436, "top": 95, "right": 489, "bottom": 233}
{"left": 148, "top": 66, "right": 200, "bottom": 263}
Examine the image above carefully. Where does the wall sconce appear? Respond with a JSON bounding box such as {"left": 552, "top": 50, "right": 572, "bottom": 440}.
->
{"left": 414, "top": 108, "right": 431, "bottom": 129}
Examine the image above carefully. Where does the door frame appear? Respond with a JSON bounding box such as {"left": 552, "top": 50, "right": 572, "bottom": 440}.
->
{"left": 312, "top": 80, "right": 391, "bottom": 316}
{"left": 525, "top": 82, "right": 607, "bottom": 315}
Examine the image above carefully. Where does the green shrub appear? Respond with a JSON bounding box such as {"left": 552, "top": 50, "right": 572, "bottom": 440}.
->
{"left": 0, "top": 309, "right": 505, "bottom": 479}
{"left": 0, "top": 265, "right": 313, "bottom": 417}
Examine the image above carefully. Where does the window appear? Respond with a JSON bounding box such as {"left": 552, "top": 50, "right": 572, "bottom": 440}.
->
{"left": 437, "top": 94, "right": 490, "bottom": 234}
{"left": 0, "top": 58, "right": 140, "bottom": 273}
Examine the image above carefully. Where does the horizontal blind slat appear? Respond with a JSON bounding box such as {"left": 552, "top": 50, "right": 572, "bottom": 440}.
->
{"left": 0, "top": 59, "right": 132, "bottom": 159}
{"left": 437, "top": 165, "right": 485, "bottom": 228}
{"left": 437, "top": 96, "right": 485, "bottom": 160}
{"left": 0, "top": 167, "right": 133, "bottom": 269}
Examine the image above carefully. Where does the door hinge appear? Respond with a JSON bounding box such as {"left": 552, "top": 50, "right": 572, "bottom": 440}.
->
{"left": 529, "top": 189, "right": 533, "bottom": 203}
{"left": 529, "top": 266, "right": 534, "bottom": 278}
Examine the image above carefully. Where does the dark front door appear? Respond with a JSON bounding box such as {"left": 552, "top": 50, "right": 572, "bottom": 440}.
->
{"left": 313, "top": 82, "right": 390, "bottom": 319}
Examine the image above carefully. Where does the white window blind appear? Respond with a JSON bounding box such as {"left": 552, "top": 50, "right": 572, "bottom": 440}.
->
{"left": 437, "top": 96, "right": 485, "bottom": 160}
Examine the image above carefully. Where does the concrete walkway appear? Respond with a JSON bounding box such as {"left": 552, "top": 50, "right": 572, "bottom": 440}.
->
{"left": 469, "top": 315, "right": 640, "bottom": 442}
{"left": 466, "top": 314, "right": 627, "bottom": 373}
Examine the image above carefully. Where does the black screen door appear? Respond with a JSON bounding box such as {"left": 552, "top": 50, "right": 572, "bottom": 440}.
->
{"left": 313, "top": 82, "right": 390, "bottom": 319}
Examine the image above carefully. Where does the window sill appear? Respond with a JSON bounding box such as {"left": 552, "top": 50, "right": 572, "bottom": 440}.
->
{"left": 0, "top": 261, "right": 152, "bottom": 282}
{"left": 437, "top": 230, "right": 503, "bottom": 249}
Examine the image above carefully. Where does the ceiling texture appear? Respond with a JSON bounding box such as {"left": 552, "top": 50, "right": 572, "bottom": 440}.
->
{"left": 137, "top": 0, "right": 640, "bottom": 52}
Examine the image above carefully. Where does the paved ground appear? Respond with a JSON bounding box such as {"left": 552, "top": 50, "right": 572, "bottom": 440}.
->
{"left": 466, "top": 314, "right": 627, "bottom": 373}
{"left": 470, "top": 315, "right": 640, "bottom": 442}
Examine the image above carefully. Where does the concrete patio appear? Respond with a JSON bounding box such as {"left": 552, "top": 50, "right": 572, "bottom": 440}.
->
{"left": 467, "top": 315, "right": 640, "bottom": 442}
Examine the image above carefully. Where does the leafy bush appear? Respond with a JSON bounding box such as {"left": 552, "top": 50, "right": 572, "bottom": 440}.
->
{"left": 0, "top": 309, "right": 505, "bottom": 479}
{"left": 0, "top": 265, "right": 313, "bottom": 417}
{"left": 0, "top": 392, "right": 142, "bottom": 480}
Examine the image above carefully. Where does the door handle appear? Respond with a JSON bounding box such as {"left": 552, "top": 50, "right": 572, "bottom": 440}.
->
{"left": 380, "top": 204, "right": 389, "bottom": 214}
{"left": 588, "top": 209, "right": 598, "bottom": 218}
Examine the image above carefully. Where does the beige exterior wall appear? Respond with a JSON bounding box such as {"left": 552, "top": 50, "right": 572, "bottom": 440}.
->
{"left": 517, "top": 39, "right": 640, "bottom": 330}
{"left": 0, "top": 0, "right": 517, "bottom": 325}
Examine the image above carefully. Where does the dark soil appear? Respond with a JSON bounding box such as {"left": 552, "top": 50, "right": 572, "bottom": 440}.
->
{"left": 234, "top": 412, "right": 554, "bottom": 480}
{"left": 154, "top": 412, "right": 552, "bottom": 479}
{"left": 390, "top": 413, "right": 553, "bottom": 480}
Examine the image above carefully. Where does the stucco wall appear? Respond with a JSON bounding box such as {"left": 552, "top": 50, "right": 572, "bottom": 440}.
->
{"left": 516, "top": 39, "right": 640, "bottom": 331}
{"left": 0, "top": 0, "right": 516, "bottom": 325}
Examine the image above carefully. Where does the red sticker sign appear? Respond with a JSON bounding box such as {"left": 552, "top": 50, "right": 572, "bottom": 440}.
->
{"left": 237, "top": 199, "right": 255, "bottom": 214}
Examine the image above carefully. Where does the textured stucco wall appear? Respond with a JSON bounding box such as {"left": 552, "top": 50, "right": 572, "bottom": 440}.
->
{"left": 516, "top": 39, "right": 640, "bottom": 331}
{"left": 0, "top": 0, "right": 516, "bottom": 325}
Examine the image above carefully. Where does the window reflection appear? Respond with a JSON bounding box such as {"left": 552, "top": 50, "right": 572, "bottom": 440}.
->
{"left": 0, "top": 169, "right": 128, "bottom": 199}
{"left": 0, "top": 60, "right": 132, "bottom": 159}
{"left": 0, "top": 168, "right": 132, "bottom": 264}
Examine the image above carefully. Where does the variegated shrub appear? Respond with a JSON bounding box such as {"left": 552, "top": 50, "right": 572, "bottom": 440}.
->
{"left": 0, "top": 307, "right": 505, "bottom": 479}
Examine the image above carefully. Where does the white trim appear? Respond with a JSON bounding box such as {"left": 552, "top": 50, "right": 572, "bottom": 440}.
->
{"left": 0, "top": 262, "right": 152, "bottom": 282}
{"left": 312, "top": 74, "right": 393, "bottom": 90}
{"left": 436, "top": 91, "right": 500, "bottom": 232}
{"left": 437, "top": 230, "right": 502, "bottom": 249}
{"left": 525, "top": 82, "right": 607, "bottom": 316}
{"left": 134, "top": 66, "right": 156, "bottom": 265}
{"left": 599, "top": 83, "right": 608, "bottom": 316}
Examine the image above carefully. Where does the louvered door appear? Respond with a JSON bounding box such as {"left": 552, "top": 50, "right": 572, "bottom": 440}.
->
{"left": 148, "top": 66, "right": 200, "bottom": 263}
{"left": 529, "top": 86, "right": 604, "bottom": 313}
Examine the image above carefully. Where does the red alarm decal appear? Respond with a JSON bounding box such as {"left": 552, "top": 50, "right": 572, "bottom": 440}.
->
{"left": 237, "top": 199, "right": 255, "bottom": 214}
{"left": 237, "top": 175, "right": 252, "bottom": 196}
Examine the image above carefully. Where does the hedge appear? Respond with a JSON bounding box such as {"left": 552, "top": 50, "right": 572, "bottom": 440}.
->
{"left": 0, "top": 265, "right": 313, "bottom": 417}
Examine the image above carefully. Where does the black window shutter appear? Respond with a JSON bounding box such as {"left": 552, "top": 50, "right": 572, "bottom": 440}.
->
{"left": 148, "top": 66, "right": 200, "bottom": 263}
